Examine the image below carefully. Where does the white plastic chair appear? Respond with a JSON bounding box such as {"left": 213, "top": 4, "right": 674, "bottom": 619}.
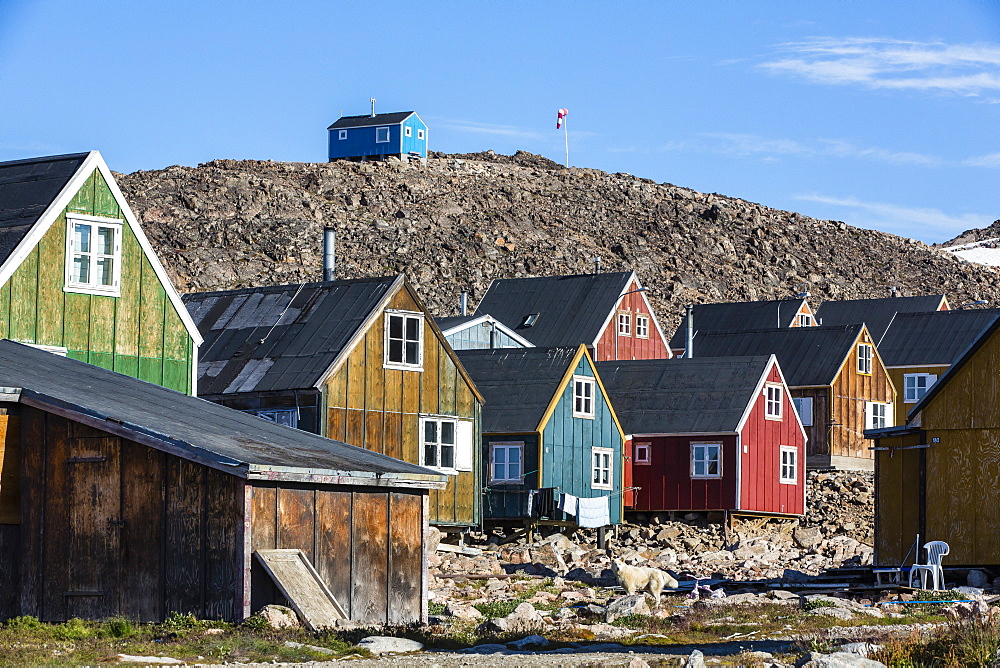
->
{"left": 908, "top": 541, "right": 950, "bottom": 590}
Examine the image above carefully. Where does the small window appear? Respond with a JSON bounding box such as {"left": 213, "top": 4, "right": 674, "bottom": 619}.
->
{"left": 375, "top": 126, "right": 390, "bottom": 143}
{"left": 904, "top": 373, "right": 937, "bottom": 403}
{"left": 417, "top": 129, "right": 425, "bottom": 140}
{"left": 857, "top": 344, "right": 873, "bottom": 375}
{"left": 404, "top": 126, "right": 412, "bottom": 137}
{"left": 792, "top": 396, "right": 813, "bottom": 426}
{"left": 617, "top": 312, "right": 631, "bottom": 336}
{"left": 522, "top": 313, "right": 540, "bottom": 327}
{"left": 592, "top": 447, "right": 613, "bottom": 490}
{"left": 385, "top": 311, "right": 423, "bottom": 369}
{"left": 634, "top": 442, "right": 651, "bottom": 465}
{"left": 421, "top": 416, "right": 456, "bottom": 471}
{"left": 65, "top": 214, "right": 122, "bottom": 296}
{"left": 765, "top": 384, "right": 783, "bottom": 420}
{"left": 490, "top": 441, "right": 523, "bottom": 483}
{"left": 338, "top": 129, "right": 348, "bottom": 140}
{"left": 797, "top": 314, "right": 813, "bottom": 326}
{"left": 866, "top": 402, "right": 891, "bottom": 430}
{"left": 780, "top": 446, "right": 798, "bottom": 484}
{"left": 635, "top": 315, "right": 649, "bottom": 339}
{"left": 691, "top": 442, "right": 721, "bottom": 478}
{"left": 573, "top": 376, "right": 595, "bottom": 418}
{"left": 251, "top": 408, "right": 298, "bottom": 428}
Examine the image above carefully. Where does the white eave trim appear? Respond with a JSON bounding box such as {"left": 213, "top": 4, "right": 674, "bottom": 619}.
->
{"left": 440, "top": 314, "right": 535, "bottom": 347}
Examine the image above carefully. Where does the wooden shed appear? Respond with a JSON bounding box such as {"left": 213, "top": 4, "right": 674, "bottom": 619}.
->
{"left": 0, "top": 340, "right": 443, "bottom": 624}
{"left": 184, "top": 275, "right": 483, "bottom": 530}
{"left": 868, "top": 316, "right": 1000, "bottom": 568}
{"left": 597, "top": 356, "right": 806, "bottom": 516}
{"left": 669, "top": 298, "right": 815, "bottom": 357}
{"left": 327, "top": 111, "right": 428, "bottom": 162}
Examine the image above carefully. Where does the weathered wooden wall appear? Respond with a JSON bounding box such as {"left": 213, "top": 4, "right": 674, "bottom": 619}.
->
{"left": 324, "top": 286, "right": 480, "bottom": 527}
{"left": 873, "top": 433, "right": 923, "bottom": 567}
{"left": 888, "top": 364, "right": 947, "bottom": 426}
{"left": 829, "top": 330, "right": 895, "bottom": 461}
{"left": 791, "top": 387, "right": 829, "bottom": 460}
{"left": 594, "top": 278, "right": 671, "bottom": 361}
{"left": 249, "top": 483, "right": 425, "bottom": 625}
{"left": 0, "top": 168, "right": 193, "bottom": 394}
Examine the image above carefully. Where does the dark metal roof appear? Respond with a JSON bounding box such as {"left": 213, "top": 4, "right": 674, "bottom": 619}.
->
{"left": 692, "top": 325, "right": 864, "bottom": 387}
{"left": 184, "top": 276, "right": 400, "bottom": 395}
{"left": 456, "top": 346, "right": 580, "bottom": 433}
{"left": 668, "top": 299, "right": 807, "bottom": 350}
{"left": 0, "top": 152, "right": 89, "bottom": 263}
{"left": 878, "top": 309, "right": 1000, "bottom": 367}
{"left": 436, "top": 315, "right": 478, "bottom": 331}
{"left": 327, "top": 112, "right": 415, "bottom": 130}
{"left": 596, "top": 356, "right": 772, "bottom": 435}
{"left": 474, "top": 272, "right": 634, "bottom": 347}
{"left": 0, "top": 340, "right": 442, "bottom": 483}
{"left": 815, "top": 295, "right": 946, "bottom": 341}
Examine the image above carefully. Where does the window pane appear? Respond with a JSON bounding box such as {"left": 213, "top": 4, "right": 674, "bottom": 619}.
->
{"left": 97, "top": 257, "right": 113, "bottom": 286}
{"left": 508, "top": 462, "right": 519, "bottom": 479}
{"left": 405, "top": 341, "right": 420, "bottom": 365}
{"left": 388, "top": 340, "right": 403, "bottom": 363}
{"left": 73, "top": 255, "right": 90, "bottom": 283}
{"left": 441, "top": 421, "right": 455, "bottom": 444}
{"left": 494, "top": 463, "right": 505, "bottom": 479}
{"left": 494, "top": 448, "right": 506, "bottom": 464}
{"left": 74, "top": 224, "right": 91, "bottom": 253}
{"left": 389, "top": 315, "right": 403, "bottom": 339}
{"left": 424, "top": 420, "right": 437, "bottom": 443}
{"left": 441, "top": 444, "right": 454, "bottom": 469}
{"left": 707, "top": 458, "right": 719, "bottom": 475}
{"left": 97, "top": 227, "right": 115, "bottom": 255}
{"left": 424, "top": 443, "right": 437, "bottom": 466}
{"left": 694, "top": 460, "right": 705, "bottom": 476}
{"left": 405, "top": 317, "right": 420, "bottom": 341}
{"left": 509, "top": 447, "right": 520, "bottom": 463}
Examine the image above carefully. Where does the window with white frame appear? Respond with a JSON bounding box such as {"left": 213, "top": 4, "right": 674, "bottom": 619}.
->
{"left": 421, "top": 417, "right": 456, "bottom": 470}
{"left": 65, "top": 214, "right": 122, "bottom": 296}
{"left": 765, "top": 384, "right": 783, "bottom": 420}
{"left": 404, "top": 126, "right": 412, "bottom": 137}
{"left": 592, "top": 447, "right": 613, "bottom": 489}
{"left": 490, "top": 441, "right": 523, "bottom": 483}
{"left": 691, "top": 442, "right": 721, "bottom": 478}
{"left": 635, "top": 315, "right": 649, "bottom": 339}
{"left": 251, "top": 408, "right": 298, "bottom": 428}
{"left": 797, "top": 313, "right": 813, "bottom": 326}
{"left": 338, "top": 129, "right": 348, "bottom": 140}
{"left": 780, "top": 446, "right": 797, "bottom": 484}
{"left": 375, "top": 127, "right": 390, "bottom": 143}
{"left": 417, "top": 129, "right": 425, "bottom": 140}
{"left": 634, "top": 442, "right": 651, "bottom": 465}
{"left": 903, "top": 373, "right": 937, "bottom": 403}
{"left": 866, "top": 402, "right": 891, "bottom": 430}
{"left": 384, "top": 311, "right": 423, "bottom": 369}
{"left": 617, "top": 312, "right": 631, "bottom": 336}
{"left": 573, "top": 376, "right": 595, "bottom": 418}
{"left": 792, "top": 396, "right": 813, "bottom": 426}
{"left": 857, "top": 343, "right": 873, "bottom": 375}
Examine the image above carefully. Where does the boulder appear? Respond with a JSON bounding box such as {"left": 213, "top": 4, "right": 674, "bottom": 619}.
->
{"left": 793, "top": 527, "right": 823, "bottom": 549}
{"left": 605, "top": 594, "right": 650, "bottom": 622}
{"left": 683, "top": 649, "right": 706, "bottom": 668}
{"left": 257, "top": 604, "right": 300, "bottom": 629}
{"left": 357, "top": 636, "right": 424, "bottom": 654}
{"left": 796, "top": 651, "right": 887, "bottom": 667}
{"left": 507, "top": 634, "right": 549, "bottom": 649}
{"left": 968, "top": 569, "right": 990, "bottom": 588}
{"left": 444, "top": 602, "right": 483, "bottom": 620}
{"left": 503, "top": 601, "right": 545, "bottom": 633}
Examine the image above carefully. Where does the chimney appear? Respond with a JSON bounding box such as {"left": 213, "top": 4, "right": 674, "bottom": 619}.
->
{"left": 460, "top": 292, "right": 468, "bottom": 316}
{"left": 370, "top": 97, "right": 376, "bottom": 117}
{"left": 594, "top": 256, "right": 602, "bottom": 274}
{"left": 323, "top": 227, "right": 336, "bottom": 281}
{"left": 890, "top": 286, "right": 898, "bottom": 298}
{"left": 685, "top": 304, "right": 694, "bottom": 359}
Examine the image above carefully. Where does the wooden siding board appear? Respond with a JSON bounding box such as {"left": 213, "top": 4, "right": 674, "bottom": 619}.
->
{"left": 35, "top": 218, "right": 66, "bottom": 347}
{"left": 277, "top": 488, "right": 315, "bottom": 565}
{"left": 9, "top": 245, "right": 38, "bottom": 343}
{"left": 164, "top": 457, "right": 205, "bottom": 617}
{"left": 315, "top": 490, "right": 352, "bottom": 619}
{"left": 0, "top": 524, "right": 19, "bottom": 618}
{"left": 250, "top": 485, "right": 280, "bottom": 613}
{"left": 40, "top": 413, "right": 70, "bottom": 621}
{"left": 204, "top": 468, "right": 240, "bottom": 620}
{"left": 119, "top": 440, "right": 164, "bottom": 621}
{"left": 0, "top": 414, "right": 20, "bottom": 524}
{"left": 351, "top": 492, "right": 388, "bottom": 625}
{"left": 388, "top": 492, "right": 422, "bottom": 624}
{"left": 18, "top": 407, "right": 45, "bottom": 617}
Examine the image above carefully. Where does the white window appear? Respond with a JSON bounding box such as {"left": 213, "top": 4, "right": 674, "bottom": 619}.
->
{"left": 490, "top": 441, "right": 523, "bottom": 482}
{"left": 904, "top": 373, "right": 937, "bottom": 403}
{"left": 252, "top": 408, "right": 298, "bottom": 428}
{"left": 792, "top": 396, "right": 813, "bottom": 426}
{"left": 780, "top": 446, "right": 798, "bottom": 484}
{"left": 634, "top": 442, "right": 651, "bottom": 465}
{"left": 635, "top": 315, "right": 649, "bottom": 339}
{"left": 404, "top": 126, "right": 412, "bottom": 137}
{"left": 857, "top": 344, "right": 873, "bottom": 375}
{"left": 573, "top": 376, "right": 595, "bottom": 418}
{"left": 338, "top": 129, "right": 348, "bottom": 140}
{"left": 65, "top": 214, "right": 122, "bottom": 296}
{"left": 797, "top": 314, "right": 813, "bottom": 326}
{"left": 592, "top": 447, "right": 613, "bottom": 490}
{"left": 417, "top": 129, "right": 425, "bottom": 140}
{"left": 691, "top": 442, "right": 722, "bottom": 478}
{"left": 866, "top": 402, "right": 891, "bottom": 430}
{"left": 617, "top": 312, "right": 631, "bottom": 336}
{"left": 375, "top": 126, "right": 390, "bottom": 143}
{"left": 384, "top": 311, "right": 423, "bottom": 370}
{"left": 421, "top": 416, "right": 457, "bottom": 471}
{"left": 765, "top": 384, "right": 783, "bottom": 420}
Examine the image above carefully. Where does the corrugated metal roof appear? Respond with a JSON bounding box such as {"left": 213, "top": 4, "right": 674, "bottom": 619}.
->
{"left": 596, "top": 356, "right": 771, "bottom": 435}
{"left": 0, "top": 340, "right": 441, "bottom": 481}
{"left": 816, "top": 295, "right": 945, "bottom": 341}
{"left": 327, "top": 112, "right": 415, "bottom": 129}
{"left": 436, "top": 315, "right": 478, "bottom": 331}
{"left": 692, "top": 325, "right": 863, "bottom": 387}
{"left": 184, "top": 276, "right": 399, "bottom": 395}
{"left": 474, "top": 272, "right": 633, "bottom": 347}
{"left": 456, "top": 346, "right": 579, "bottom": 433}
{"left": 668, "top": 299, "right": 806, "bottom": 350}
{"left": 878, "top": 309, "right": 1000, "bottom": 366}
{"left": 0, "top": 153, "right": 89, "bottom": 263}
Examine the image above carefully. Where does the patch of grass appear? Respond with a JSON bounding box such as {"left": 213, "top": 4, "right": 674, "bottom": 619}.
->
{"left": 802, "top": 599, "right": 837, "bottom": 612}
{"left": 474, "top": 599, "right": 521, "bottom": 618}
{"left": 428, "top": 602, "right": 447, "bottom": 616}
{"left": 4, "top": 616, "right": 41, "bottom": 631}
{"left": 52, "top": 618, "right": 93, "bottom": 641}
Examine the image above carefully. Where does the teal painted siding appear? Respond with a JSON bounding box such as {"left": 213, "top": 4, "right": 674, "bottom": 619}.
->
{"left": 328, "top": 115, "right": 426, "bottom": 161}
{"left": 400, "top": 116, "right": 428, "bottom": 158}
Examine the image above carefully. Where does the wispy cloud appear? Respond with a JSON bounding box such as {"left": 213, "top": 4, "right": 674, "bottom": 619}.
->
{"left": 964, "top": 152, "right": 1000, "bottom": 168}
{"left": 795, "top": 193, "right": 993, "bottom": 242}
{"left": 433, "top": 118, "right": 546, "bottom": 142}
{"left": 760, "top": 37, "right": 1000, "bottom": 96}
{"left": 685, "top": 132, "right": 941, "bottom": 166}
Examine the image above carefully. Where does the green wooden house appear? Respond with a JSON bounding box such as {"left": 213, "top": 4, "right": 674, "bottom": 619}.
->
{"left": 0, "top": 151, "right": 201, "bottom": 394}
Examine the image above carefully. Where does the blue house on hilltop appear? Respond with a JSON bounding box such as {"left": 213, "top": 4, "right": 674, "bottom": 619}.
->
{"left": 328, "top": 111, "right": 428, "bottom": 162}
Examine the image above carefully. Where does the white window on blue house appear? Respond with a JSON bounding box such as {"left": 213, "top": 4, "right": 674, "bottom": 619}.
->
{"left": 65, "top": 213, "right": 122, "bottom": 297}
{"left": 592, "top": 447, "right": 613, "bottom": 490}
{"left": 904, "top": 373, "right": 937, "bottom": 403}
{"left": 417, "top": 129, "right": 425, "bottom": 140}
{"left": 573, "top": 376, "right": 595, "bottom": 418}
{"left": 691, "top": 442, "right": 722, "bottom": 478}
{"left": 376, "top": 127, "right": 390, "bottom": 143}
{"left": 338, "top": 130, "right": 347, "bottom": 140}
{"left": 404, "top": 127, "right": 412, "bottom": 137}
{"left": 490, "top": 441, "right": 523, "bottom": 483}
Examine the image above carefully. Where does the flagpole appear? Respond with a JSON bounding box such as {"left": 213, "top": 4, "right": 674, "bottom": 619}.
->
{"left": 564, "top": 117, "right": 569, "bottom": 167}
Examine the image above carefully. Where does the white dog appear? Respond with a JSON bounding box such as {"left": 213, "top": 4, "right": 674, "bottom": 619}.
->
{"left": 610, "top": 558, "right": 679, "bottom": 606}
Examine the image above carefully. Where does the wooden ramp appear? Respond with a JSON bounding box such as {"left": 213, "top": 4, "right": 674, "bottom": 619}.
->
{"left": 254, "top": 549, "right": 347, "bottom": 630}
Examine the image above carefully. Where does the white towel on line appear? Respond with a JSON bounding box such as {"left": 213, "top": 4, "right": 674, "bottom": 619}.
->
{"left": 576, "top": 495, "right": 611, "bottom": 528}
{"left": 558, "top": 492, "right": 578, "bottom": 516}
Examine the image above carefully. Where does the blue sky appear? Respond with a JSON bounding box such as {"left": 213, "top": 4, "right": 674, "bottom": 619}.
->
{"left": 1, "top": 1, "right": 998, "bottom": 243}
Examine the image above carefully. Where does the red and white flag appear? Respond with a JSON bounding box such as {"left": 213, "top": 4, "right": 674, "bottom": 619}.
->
{"left": 556, "top": 108, "right": 568, "bottom": 129}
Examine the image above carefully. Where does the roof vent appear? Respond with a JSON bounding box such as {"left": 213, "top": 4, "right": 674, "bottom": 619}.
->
{"left": 522, "top": 313, "right": 540, "bottom": 327}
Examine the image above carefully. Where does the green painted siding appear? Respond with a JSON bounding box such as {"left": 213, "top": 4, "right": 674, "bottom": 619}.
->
{"left": 0, "top": 168, "right": 193, "bottom": 394}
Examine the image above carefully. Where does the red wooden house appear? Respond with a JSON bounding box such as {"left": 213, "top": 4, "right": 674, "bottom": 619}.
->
{"left": 474, "top": 271, "right": 672, "bottom": 361}
{"left": 597, "top": 355, "right": 806, "bottom": 516}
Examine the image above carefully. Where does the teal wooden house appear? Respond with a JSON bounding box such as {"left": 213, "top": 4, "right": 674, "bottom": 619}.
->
{"left": 456, "top": 345, "right": 625, "bottom": 527}
{"left": 327, "top": 111, "right": 428, "bottom": 162}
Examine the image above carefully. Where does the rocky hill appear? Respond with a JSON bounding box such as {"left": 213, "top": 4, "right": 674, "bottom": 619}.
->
{"left": 939, "top": 218, "right": 1000, "bottom": 248}
{"left": 118, "top": 152, "right": 1000, "bottom": 328}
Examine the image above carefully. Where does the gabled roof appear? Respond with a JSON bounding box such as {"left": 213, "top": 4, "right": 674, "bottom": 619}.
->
{"left": 669, "top": 299, "right": 808, "bottom": 350}
{"left": 435, "top": 313, "right": 534, "bottom": 348}
{"left": 692, "top": 325, "right": 866, "bottom": 387}
{"left": 816, "top": 295, "right": 947, "bottom": 341}
{"left": 327, "top": 112, "right": 416, "bottom": 130}
{"left": 596, "top": 356, "right": 775, "bottom": 435}
{"left": 878, "top": 309, "right": 1000, "bottom": 367}
{"left": 0, "top": 340, "right": 444, "bottom": 487}
{"left": 474, "top": 271, "right": 650, "bottom": 348}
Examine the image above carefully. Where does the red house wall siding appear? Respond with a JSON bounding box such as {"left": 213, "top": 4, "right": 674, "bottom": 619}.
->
{"left": 629, "top": 435, "right": 738, "bottom": 512}
{"left": 594, "top": 280, "right": 671, "bottom": 361}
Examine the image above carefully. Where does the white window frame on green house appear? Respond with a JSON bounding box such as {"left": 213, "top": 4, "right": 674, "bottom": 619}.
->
{"left": 779, "top": 445, "right": 798, "bottom": 484}
{"left": 903, "top": 373, "right": 937, "bottom": 403}
{"left": 64, "top": 213, "right": 122, "bottom": 297}
{"left": 857, "top": 343, "right": 873, "bottom": 375}
{"left": 384, "top": 310, "right": 423, "bottom": 370}
{"left": 489, "top": 441, "right": 523, "bottom": 483}
{"left": 572, "top": 375, "right": 595, "bottom": 418}
{"left": 792, "top": 396, "right": 813, "bottom": 426}
{"left": 691, "top": 442, "right": 722, "bottom": 478}
{"left": 866, "top": 401, "right": 891, "bottom": 430}
{"left": 591, "top": 446, "right": 614, "bottom": 490}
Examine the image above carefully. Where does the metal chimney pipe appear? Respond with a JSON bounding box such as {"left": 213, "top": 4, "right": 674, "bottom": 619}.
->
{"left": 460, "top": 292, "right": 468, "bottom": 316}
{"left": 323, "top": 227, "right": 336, "bottom": 281}
{"left": 594, "top": 256, "right": 602, "bottom": 274}
{"left": 685, "top": 304, "right": 694, "bottom": 359}
{"left": 890, "top": 286, "right": 898, "bottom": 298}
{"left": 370, "top": 97, "right": 376, "bottom": 117}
